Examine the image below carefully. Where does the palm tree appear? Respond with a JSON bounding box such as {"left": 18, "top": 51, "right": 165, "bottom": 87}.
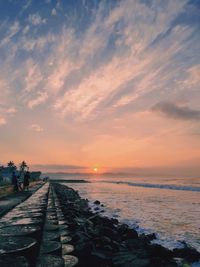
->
{"left": 19, "top": 161, "right": 28, "bottom": 172}
{"left": 7, "top": 161, "right": 17, "bottom": 171}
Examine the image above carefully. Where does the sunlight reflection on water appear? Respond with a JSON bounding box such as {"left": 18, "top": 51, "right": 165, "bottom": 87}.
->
{"left": 63, "top": 180, "right": 200, "bottom": 252}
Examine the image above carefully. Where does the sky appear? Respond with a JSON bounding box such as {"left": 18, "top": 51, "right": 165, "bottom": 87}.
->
{"left": 0, "top": 0, "right": 200, "bottom": 174}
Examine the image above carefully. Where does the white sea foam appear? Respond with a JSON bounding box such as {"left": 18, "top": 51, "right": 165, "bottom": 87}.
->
{"left": 106, "top": 181, "right": 200, "bottom": 192}
{"left": 61, "top": 174, "right": 200, "bottom": 253}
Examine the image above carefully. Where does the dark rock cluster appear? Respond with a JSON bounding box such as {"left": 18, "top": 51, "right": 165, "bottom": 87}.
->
{"left": 53, "top": 183, "right": 200, "bottom": 267}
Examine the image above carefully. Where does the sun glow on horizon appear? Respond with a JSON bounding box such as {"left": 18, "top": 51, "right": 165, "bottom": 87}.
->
{"left": 93, "top": 167, "right": 98, "bottom": 173}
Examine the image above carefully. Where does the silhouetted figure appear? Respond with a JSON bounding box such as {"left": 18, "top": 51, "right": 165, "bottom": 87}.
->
{"left": 24, "top": 171, "right": 30, "bottom": 191}
{"left": 18, "top": 170, "right": 24, "bottom": 191}
{"left": 12, "top": 171, "right": 18, "bottom": 192}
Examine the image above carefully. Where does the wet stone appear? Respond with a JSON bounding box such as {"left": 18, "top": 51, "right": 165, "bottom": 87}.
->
{"left": 61, "top": 236, "right": 72, "bottom": 244}
{"left": 0, "top": 225, "right": 41, "bottom": 237}
{"left": 9, "top": 217, "right": 43, "bottom": 226}
{"left": 44, "top": 224, "right": 59, "bottom": 231}
{"left": 10, "top": 213, "right": 43, "bottom": 220}
{"left": 59, "top": 229, "right": 70, "bottom": 236}
{"left": 0, "top": 236, "right": 37, "bottom": 255}
{"left": 58, "top": 220, "right": 67, "bottom": 225}
{"left": 59, "top": 225, "right": 68, "bottom": 231}
{"left": 47, "top": 208, "right": 56, "bottom": 213}
{"left": 40, "top": 241, "right": 62, "bottom": 255}
{"left": 46, "top": 219, "right": 58, "bottom": 225}
{"left": 18, "top": 208, "right": 43, "bottom": 214}
{"left": 37, "top": 255, "right": 64, "bottom": 267}
{"left": 43, "top": 231, "right": 60, "bottom": 241}
{"left": 25, "top": 212, "right": 44, "bottom": 218}
{"left": 62, "top": 255, "right": 78, "bottom": 267}
{"left": 62, "top": 244, "right": 74, "bottom": 255}
{"left": 46, "top": 215, "right": 58, "bottom": 220}
{"left": 57, "top": 216, "right": 65, "bottom": 221}
{"left": 0, "top": 256, "right": 29, "bottom": 267}
{"left": 94, "top": 200, "right": 100, "bottom": 205}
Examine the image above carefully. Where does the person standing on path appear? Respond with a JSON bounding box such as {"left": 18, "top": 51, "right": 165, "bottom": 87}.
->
{"left": 24, "top": 171, "right": 30, "bottom": 191}
{"left": 18, "top": 170, "right": 24, "bottom": 191}
{"left": 12, "top": 171, "right": 18, "bottom": 192}
{"left": 18, "top": 161, "right": 28, "bottom": 191}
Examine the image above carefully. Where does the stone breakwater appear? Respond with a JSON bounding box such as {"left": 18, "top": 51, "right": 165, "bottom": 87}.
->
{"left": 0, "top": 182, "right": 78, "bottom": 267}
{"left": 0, "top": 182, "right": 199, "bottom": 267}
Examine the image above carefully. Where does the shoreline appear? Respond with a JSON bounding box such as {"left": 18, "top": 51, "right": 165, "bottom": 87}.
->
{"left": 51, "top": 179, "right": 90, "bottom": 183}
{"left": 0, "top": 182, "right": 199, "bottom": 267}
{"left": 54, "top": 183, "right": 200, "bottom": 267}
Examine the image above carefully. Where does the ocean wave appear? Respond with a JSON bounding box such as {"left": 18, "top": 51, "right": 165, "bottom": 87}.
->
{"left": 104, "top": 181, "right": 200, "bottom": 192}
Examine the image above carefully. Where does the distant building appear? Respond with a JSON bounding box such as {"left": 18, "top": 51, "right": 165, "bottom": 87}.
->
{"left": 0, "top": 167, "right": 16, "bottom": 182}
{"left": 0, "top": 167, "right": 41, "bottom": 183}
{"left": 30, "top": 171, "right": 41, "bottom": 180}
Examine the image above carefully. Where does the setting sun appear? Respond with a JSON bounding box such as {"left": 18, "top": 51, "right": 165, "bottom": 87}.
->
{"left": 93, "top": 167, "right": 98, "bottom": 173}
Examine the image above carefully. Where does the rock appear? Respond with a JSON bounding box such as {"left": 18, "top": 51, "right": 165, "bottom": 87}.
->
{"left": 0, "top": 236, "right": 37, "bottom": 256}
{"left": 59, "top": 225, "right": 69, "bottom": 231}
{"left": 0, "top": 225, "right": 41, "bottom": 238}
{"left": 9, "top": 217, "right": 43, "bottom": 226}
{"left": 62, "top": 244, "right": 74, "bottom": 254}
{"left": 0, "top": 256, "right": 29, "bottom": 267}
{"left": 44, "top": 224, "right": 59, "bottom": 231}
{"left": 125, "top": 228, "right": 138, "bottom": 239}
{"left": 40, "top": 241, "right": 62, "bottom": 255}
{"left": 45, "top": 219, "right": 58, "bottom": 225}
{"left": 147, "top": 244, "right": 173, "bottom": 259}
{"left": 43, "top": 231, "right": 60, "bottom": 242}
{"left": 94, "top": 200, "right": 100, "bottom": 205}
{"left": 140, "top": 233, "right": 156, "bottom": 242}
{"left": 62, "top": 255, "right": 78, "bottom": 267}
{"left": 59, "top": 229, "right": 70, "bottom": 236}
{"left": 61, "top": 236, "right": 72, "bottom": 244}
{"left": 36, "top": 255, "right": 64, "bottom": 267}
{"left": 101, "top": 236, "right": 112, "bottom": 244}
{"left": 118, "top": 224, "right": 129, "bottom": 235}
{"left": 111, "top": 218, "right": 119, "bottom": 225}
{"left": 113, "top": 250, "right": 150, "bottom": 267}
{"left": 173, "top": 247, "right": 200, "bottom": 261}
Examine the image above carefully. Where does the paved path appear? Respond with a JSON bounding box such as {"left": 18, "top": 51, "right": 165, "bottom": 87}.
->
{"left": 0, "top": 182, "right": 44, "bottom": 218}
{"left": 0, "top": 182, "right": 78, "bottom": 267}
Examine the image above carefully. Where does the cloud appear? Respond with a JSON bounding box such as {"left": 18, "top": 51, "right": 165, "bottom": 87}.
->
{"left": 6, "top": 107, "right": 17, "bottom": 115}
{"left": 20, "top": 0, "right": 32, "bottom": 15}
{"left": 0, "top": 117, "right": 6, "bottom": 126}
{"left": 24, "top": 59, "right": 43, "bottom": 92}
{"left": 152, "top": 102, "right": 200, "bottom": 121}
{"left": 0, "top": 21, "right": 20, "bottom": 47}
{"left": 51, "top": 8, "right": 57, "bottom": 16}
{"left": 28, "top": 13, "right": 47, "bottom": 25}
{"left": 181, "top": 64, "right": 200, "bottom": 88}
{"left": 0, "top": 0, "right": 199, "bottom": 125}
{"left": 53, "top": 0, "right": 193, "bottom": 120}
{"left": 31, "top": 164, "right": 86, "bottom": 171}
{"left": 29, "top": 124, "right": 44, "bottom": 132}
{"left": 22, "top": 25, "right": 30, "bottom": 35}
{"left": 27, "top": 91, "right": 48, "bottom": 109}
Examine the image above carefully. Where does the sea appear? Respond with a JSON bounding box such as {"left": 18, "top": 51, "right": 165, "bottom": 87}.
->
{"left": 47, "top": 173, "right": 200, "bottom": 255}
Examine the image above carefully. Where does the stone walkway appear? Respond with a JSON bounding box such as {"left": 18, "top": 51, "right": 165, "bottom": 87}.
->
{"left": 0, "top": 182, "right": 78, "bottom": 267}
{"left": 0, "top": 183, "right": 44, "bottom": 218}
